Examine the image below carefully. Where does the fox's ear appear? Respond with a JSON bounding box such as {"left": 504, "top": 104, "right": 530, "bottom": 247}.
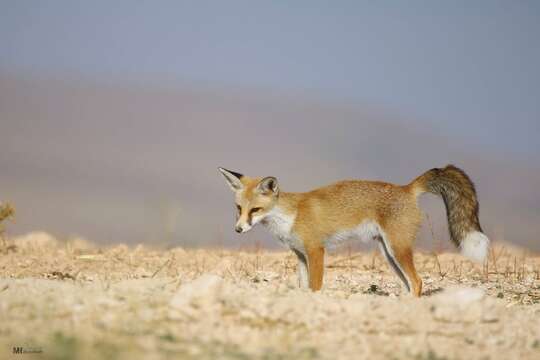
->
{"left": 218, "top": 167, "right": 244, "bottom": 192}
{"left": 256, "top": 176, "right": 279, "bottom": 195}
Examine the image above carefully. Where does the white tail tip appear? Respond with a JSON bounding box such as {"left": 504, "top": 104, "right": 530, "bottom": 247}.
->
{"left": 461, "top": 231, "right": 490, "bottom": 262}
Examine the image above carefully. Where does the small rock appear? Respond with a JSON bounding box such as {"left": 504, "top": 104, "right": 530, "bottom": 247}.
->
{"left": 431, "top": 287, "right": 487, "bottom": 323}
{"left": 134, "top": 267, "right": 152, "bottom": 278}
{"left": 252, "top": 271, "right": 279, "bottom": 283}
{"left": 169, "top": 274, "right": 223, "bottom": 310}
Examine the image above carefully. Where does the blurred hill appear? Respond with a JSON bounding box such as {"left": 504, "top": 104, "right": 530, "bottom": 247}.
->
{"left": 1, "top": 73, "right": 539, "bottom": 250}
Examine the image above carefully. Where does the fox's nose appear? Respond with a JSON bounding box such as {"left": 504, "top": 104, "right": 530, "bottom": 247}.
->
{"left": 235, "top": 226, "right": 243, "bottom": 233}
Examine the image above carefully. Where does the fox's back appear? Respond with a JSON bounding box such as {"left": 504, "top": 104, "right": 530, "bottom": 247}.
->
{"left": 292, "top": 180, "right": 420, "bottom": 237}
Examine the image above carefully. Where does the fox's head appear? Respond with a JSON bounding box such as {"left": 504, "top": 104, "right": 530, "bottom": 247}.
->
{"left": 218, "top": 167, "right": 279, "bottom": 233}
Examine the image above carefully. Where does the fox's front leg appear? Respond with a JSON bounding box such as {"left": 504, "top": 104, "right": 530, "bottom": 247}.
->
{"left": 306, "top": 246, "right": 325, "bottom": 291}
{"left": 292, "top": 249, "right": 309, "bottom": 289}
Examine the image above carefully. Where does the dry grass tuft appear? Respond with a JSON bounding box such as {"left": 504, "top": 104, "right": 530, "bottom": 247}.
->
{"left": 0, "top": 202, "right": 15, "bottom": 254}
{"left": 0, "top": 202, "right": 15, "bottom": 231}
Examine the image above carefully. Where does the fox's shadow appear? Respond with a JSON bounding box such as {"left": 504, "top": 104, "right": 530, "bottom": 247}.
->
{"left": 360, "top": 284, "right": 444, "bottom": 297}
{"left": 422, "top": 287, "right": 444, "bottom": 297}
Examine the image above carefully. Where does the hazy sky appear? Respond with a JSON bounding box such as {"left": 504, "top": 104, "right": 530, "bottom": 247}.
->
{"left": 1, "top": 2, "right": 539, "bottom": 250}
{"left": 1, "top": 1, "right": 539, "bottom": 160}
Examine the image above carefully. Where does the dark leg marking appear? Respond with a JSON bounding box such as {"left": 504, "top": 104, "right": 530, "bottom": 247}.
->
{"left": 292, "top": 248, "right": 307, "bottom": 268}
{"left": 376, "top": 235, "right": 410, "bottom": 292}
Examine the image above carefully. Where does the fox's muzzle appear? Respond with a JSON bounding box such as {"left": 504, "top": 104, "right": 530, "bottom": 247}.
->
{"left": 234, "top": 221, "right": 252, "bottom": 233}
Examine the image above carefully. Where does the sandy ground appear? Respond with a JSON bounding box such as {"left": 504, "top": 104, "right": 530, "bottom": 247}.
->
{"left": 0, "top": 232, "right": 539, "bottom": 360}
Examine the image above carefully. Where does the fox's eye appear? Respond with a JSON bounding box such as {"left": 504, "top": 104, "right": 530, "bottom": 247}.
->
{"left": 250, "top": 207, "right": 263, "bottom": 214}
{"left": 236, "top": 204, "right": 242, "bottom": 213}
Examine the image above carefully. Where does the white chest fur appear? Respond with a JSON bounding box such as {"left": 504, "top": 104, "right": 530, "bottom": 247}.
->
{"left": 261, "top": 207, "right": 302, "bottom": 250}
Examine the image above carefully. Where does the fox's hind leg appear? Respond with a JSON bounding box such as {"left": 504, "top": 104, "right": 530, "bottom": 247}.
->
{"left": 377, "top": 229, "right": 422, "bottom": 297}
{"left": 392, "top": 244, "right": 422, "bottom": 297}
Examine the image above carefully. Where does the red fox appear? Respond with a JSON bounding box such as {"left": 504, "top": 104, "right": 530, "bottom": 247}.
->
{"left": 218, "top": 165, "right": 489, "bottom": 297}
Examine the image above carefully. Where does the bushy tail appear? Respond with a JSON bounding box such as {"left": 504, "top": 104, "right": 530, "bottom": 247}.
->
{"left": 410, "top": 165, "right": 489, "bottom": 262}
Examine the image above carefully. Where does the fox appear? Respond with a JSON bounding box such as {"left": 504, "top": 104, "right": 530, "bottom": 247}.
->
{"left": 218, "top": 165, "right": 489, "bottom": 297}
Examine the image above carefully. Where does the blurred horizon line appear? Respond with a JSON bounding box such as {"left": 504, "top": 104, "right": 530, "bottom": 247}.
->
{"left": 2, "top": 69, "right": 537, "bottom": 166}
